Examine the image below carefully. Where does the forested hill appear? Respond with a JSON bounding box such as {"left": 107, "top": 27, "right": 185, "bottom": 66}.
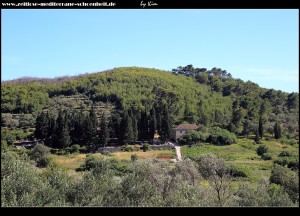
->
{"left": 1, "top": 66, "right": 299, "bottom": 141}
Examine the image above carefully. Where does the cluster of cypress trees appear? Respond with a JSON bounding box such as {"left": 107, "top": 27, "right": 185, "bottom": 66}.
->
{"left": 34, "top": 101, "right": 172, "bottom": 149}
{"left": 34, "top": 107, "right": 109, "bottom": 150}
{"left": 111, "top": 101, "right": 171, "bottom": 145}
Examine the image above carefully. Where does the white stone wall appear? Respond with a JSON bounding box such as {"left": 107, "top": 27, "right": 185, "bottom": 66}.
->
{"left": 175, "top": 129, "right": 187, "bottom": 140}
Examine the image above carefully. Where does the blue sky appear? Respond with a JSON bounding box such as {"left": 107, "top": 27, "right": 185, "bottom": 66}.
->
{"left": 2, "top": 9, "right": 299, "bottom": 93}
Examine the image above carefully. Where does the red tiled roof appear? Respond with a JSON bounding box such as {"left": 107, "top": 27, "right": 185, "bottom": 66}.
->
{"left": 175, "top": 124, "right": 199, "bottom": 130}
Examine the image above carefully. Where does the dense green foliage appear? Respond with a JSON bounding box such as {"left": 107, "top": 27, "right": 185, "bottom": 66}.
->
{"left": 178, "top": 130, "right": 208, "bottom": 146}
{"left": 179, "top": 127, "right": 237, "bottom": 146}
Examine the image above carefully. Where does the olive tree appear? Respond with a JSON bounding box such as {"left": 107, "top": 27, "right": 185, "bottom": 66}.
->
{"left": 195, "top": 153, "right": 232, "bottom": 206}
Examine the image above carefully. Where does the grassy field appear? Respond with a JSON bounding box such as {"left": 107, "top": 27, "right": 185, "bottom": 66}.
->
{"left": 47, "top": 138, "right": 297, "bottom": 189}
{"left": 48, "top": 150, "right": 174, "bottom": 174}
{"left": 181, "top": 138, "right": 298, "bottom": 188}
{"left": 111, "top": 150, "right": 174, "bottom": 161}
{"left": 49, "top": 153, "right": 88, "bottom": 174}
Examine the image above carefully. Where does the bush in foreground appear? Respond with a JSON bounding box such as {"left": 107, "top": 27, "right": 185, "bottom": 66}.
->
{"left": 256, "top": 145, "right": 268, "bottom": 156}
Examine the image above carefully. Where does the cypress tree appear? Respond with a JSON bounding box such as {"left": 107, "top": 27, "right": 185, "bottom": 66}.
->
{"left": 139, "top": 110, "right": 149, "bottom": 140}
{"left": 258, "top": 115, "right": 264, "bottom": 138}
{"left": 122, "top": 115, "right": 134, "bottom": 143}
{"left": 111, "top": 111, "right": 122, "bottom": 145}
{"left": 84, "top": 107, "right": 98, "bottom": 151}
{"left": 242, "top": 119, "right": 251, "bottom": 138}
{"left": 89, "top": 106, "right": 98, "bottom": 129}
{"left": 128, "top": 108, "right": 138, "bottom": 142}
{"left": 274, "top": 121, "right": 282, "bottom": 139}
{"left": 47, "top": 111, "right": 56, "bottom": 140}
{"left": 34, "top": 111, "right": 49, "bottom": 140}
{"left": 72, "top": 109, "right": 85, "bottom": 145}
{"left": 149, "top": 107, "right": 157, "bottom": 140}
{"left": 55, "top": 110, "right": 71, "bottom": 149}
{"left": 161, "top": 104, "right": 171, "bottom": 141}
{"left": 99, "top": 113, "right": 109, "bottom": 147}
{"left": 254, "top": 128, "right": 261, "bottom": 144}
{"left": 156, "top": 110, "right": 162, "bottom": 134}
{"left": 132, "top": 116, "right": 138, "bottom": 142}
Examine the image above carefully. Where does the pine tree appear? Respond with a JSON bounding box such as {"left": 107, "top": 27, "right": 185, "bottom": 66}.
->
{"left": 274, "top": 122, "right": 282, "bottom": 139}
{"left": 99, "top": 113, "right": 109, "bottom": 147}
{"left": 258, "top": 115, "right": 264, "bottom": 138}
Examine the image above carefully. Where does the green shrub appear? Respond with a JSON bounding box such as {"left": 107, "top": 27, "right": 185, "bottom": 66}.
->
{"left": 207, "top": 127, "right": 237, "bottom": 145}
{"left": 261, "top": 153, "right": 272, "bottom": 160}
{"left": 37, "top": 156, "right": 52, "bottom": 167}
{"left": 112, "top": 159, "right": 130, "bottom": 175}
{"left": 82, "top": 155, "right": 102, "bottom": 170}
{"left": 142, "top": 144, "right": 150, "bottom": 152}
{"left": 279, "top": 151, "right": 291, "bottom": 157}
{"left": 57, "top": 149, "right": 67, "bottom": 155}
{"left": 1, "top": 150, "right": 59, "bottom": 206}
{"left": 28, "top": 144, "right": 50, "bottom": 160}
{"left": 70, "top": 144, "right": 80, "bottom": 153}
{"left": 1, "top": 129, "right": 31, "bottom": 145}
{"left": 274, "top": 157, "right": 299, "bottom": 171}
{"left": 100, "top": 150, "right": 111, "bottom": 156}
{"left": 235, "top": 181, "right": 295, "bottom": 207}
{"left": 270, "top": 164, "right": 299, "bottom": 202}
{"left": 79, "top": 156, "right": 129, "bottom": 176}
{"left": 227, "top": 165, "right": 248, "bottom": 177}
{"left": 120, "top": 145, "right": 140, "bottom": 152}
{"left": 79, "top": 146, "right": 87, "bottom": 153}
{"left": 51, "top": 148, "right": 67, "bottom": 155}
{"left": 256, "top": 145, "right": 268, "bottom": 156}
{"left": 131, "top": 154, "right": 138, "bottom": 161}
{"left": 178, "top": 130, "right": 208, "bottom": 145}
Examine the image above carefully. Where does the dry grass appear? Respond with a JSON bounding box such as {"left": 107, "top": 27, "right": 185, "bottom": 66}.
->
{"left": 48, "top": 153, "right": 103, "bottom": 174}
{"left": 111, "top": 150, "right": 174, "bottom": 161}
{"left": 49, "top": 150, "right": 174, "bottom": 173}
{"left": 48, "top": 154, "right": 86, "bottom": 173}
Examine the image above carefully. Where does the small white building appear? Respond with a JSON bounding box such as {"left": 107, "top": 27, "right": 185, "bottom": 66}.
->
{"left": 171, "top": 123, "right": 199, "bottom": 140}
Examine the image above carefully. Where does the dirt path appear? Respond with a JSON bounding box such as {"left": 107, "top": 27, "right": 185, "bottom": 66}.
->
{"left": 174, "top": 143, "right": 183, "bottom": 161}
{"left": 167, "top": 141, "right": 183, "bottom": 161}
